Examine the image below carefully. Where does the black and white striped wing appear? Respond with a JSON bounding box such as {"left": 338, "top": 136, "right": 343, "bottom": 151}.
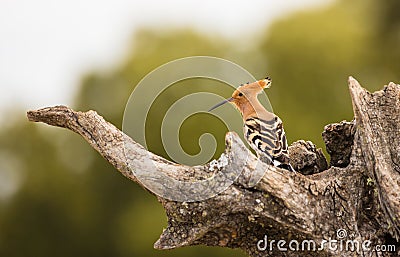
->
{"left": 244, "top": 117, "right": 292, "bottom": 171}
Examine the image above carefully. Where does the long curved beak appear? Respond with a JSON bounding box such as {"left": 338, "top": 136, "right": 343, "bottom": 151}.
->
{"left": 208, "top": 97, "right": 233, "bottom": 112}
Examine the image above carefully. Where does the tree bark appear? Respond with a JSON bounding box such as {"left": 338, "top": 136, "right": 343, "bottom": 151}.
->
{"left": 26, "top": 77, "right": 400, "bottom": 256}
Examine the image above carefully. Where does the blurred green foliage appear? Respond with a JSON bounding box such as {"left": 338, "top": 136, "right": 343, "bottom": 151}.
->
{"left": 0, "top": 0, "right": 399, "bottom": 256}
{"left": 258, "top": 0, "right": 400, "bottom": 148}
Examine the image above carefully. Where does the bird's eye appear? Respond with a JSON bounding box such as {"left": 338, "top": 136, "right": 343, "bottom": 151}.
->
{"left": 238, "top": 93, "right": 243, "bottom": 97}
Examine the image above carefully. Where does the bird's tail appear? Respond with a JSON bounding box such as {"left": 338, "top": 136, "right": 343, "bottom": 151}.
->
{"left": 278, "top": 163, "right": 295, "bottom": 172}
{"left": 271, "top": 158, "right": 295, "bottom": 172}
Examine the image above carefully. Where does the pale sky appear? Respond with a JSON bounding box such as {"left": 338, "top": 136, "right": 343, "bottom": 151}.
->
{"left": 0, "top": 0, "right": 333, "bottom": 120}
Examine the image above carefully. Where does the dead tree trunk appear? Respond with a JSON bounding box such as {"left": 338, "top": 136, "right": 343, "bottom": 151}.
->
{"left": 27, "top": 77, "right": 400, "bottom": 256}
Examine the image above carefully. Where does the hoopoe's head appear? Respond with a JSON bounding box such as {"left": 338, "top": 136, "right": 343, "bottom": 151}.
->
{"left": 209, "top": 77, "right": 271, "bottom": 113}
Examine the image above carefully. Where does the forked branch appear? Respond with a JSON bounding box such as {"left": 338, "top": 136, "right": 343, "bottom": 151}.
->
{"left": 27, "top": 77, "right": 400, "bottom": 256}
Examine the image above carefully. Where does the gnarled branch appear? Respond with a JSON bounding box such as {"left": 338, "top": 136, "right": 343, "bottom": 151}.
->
{"left": 27, "top": 77, "right": 400, "bottom": 256}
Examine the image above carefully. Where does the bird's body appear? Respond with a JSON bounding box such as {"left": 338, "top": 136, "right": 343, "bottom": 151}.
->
{"left": 209, "top": 77, "right": 294, "bottom": 171}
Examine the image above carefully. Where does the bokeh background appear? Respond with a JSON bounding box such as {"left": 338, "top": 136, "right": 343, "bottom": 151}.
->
{"left": 1, "top": 0, "right": 399, "bottom": 256}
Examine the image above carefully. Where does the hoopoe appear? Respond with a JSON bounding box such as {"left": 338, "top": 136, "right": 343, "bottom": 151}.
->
{"left": 209, "top": 77, "right": 294, "bottom": 171}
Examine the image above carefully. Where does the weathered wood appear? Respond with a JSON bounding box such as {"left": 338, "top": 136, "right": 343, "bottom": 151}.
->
{"left": 27, "top": 77, "right": 400, "bottom": 256}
